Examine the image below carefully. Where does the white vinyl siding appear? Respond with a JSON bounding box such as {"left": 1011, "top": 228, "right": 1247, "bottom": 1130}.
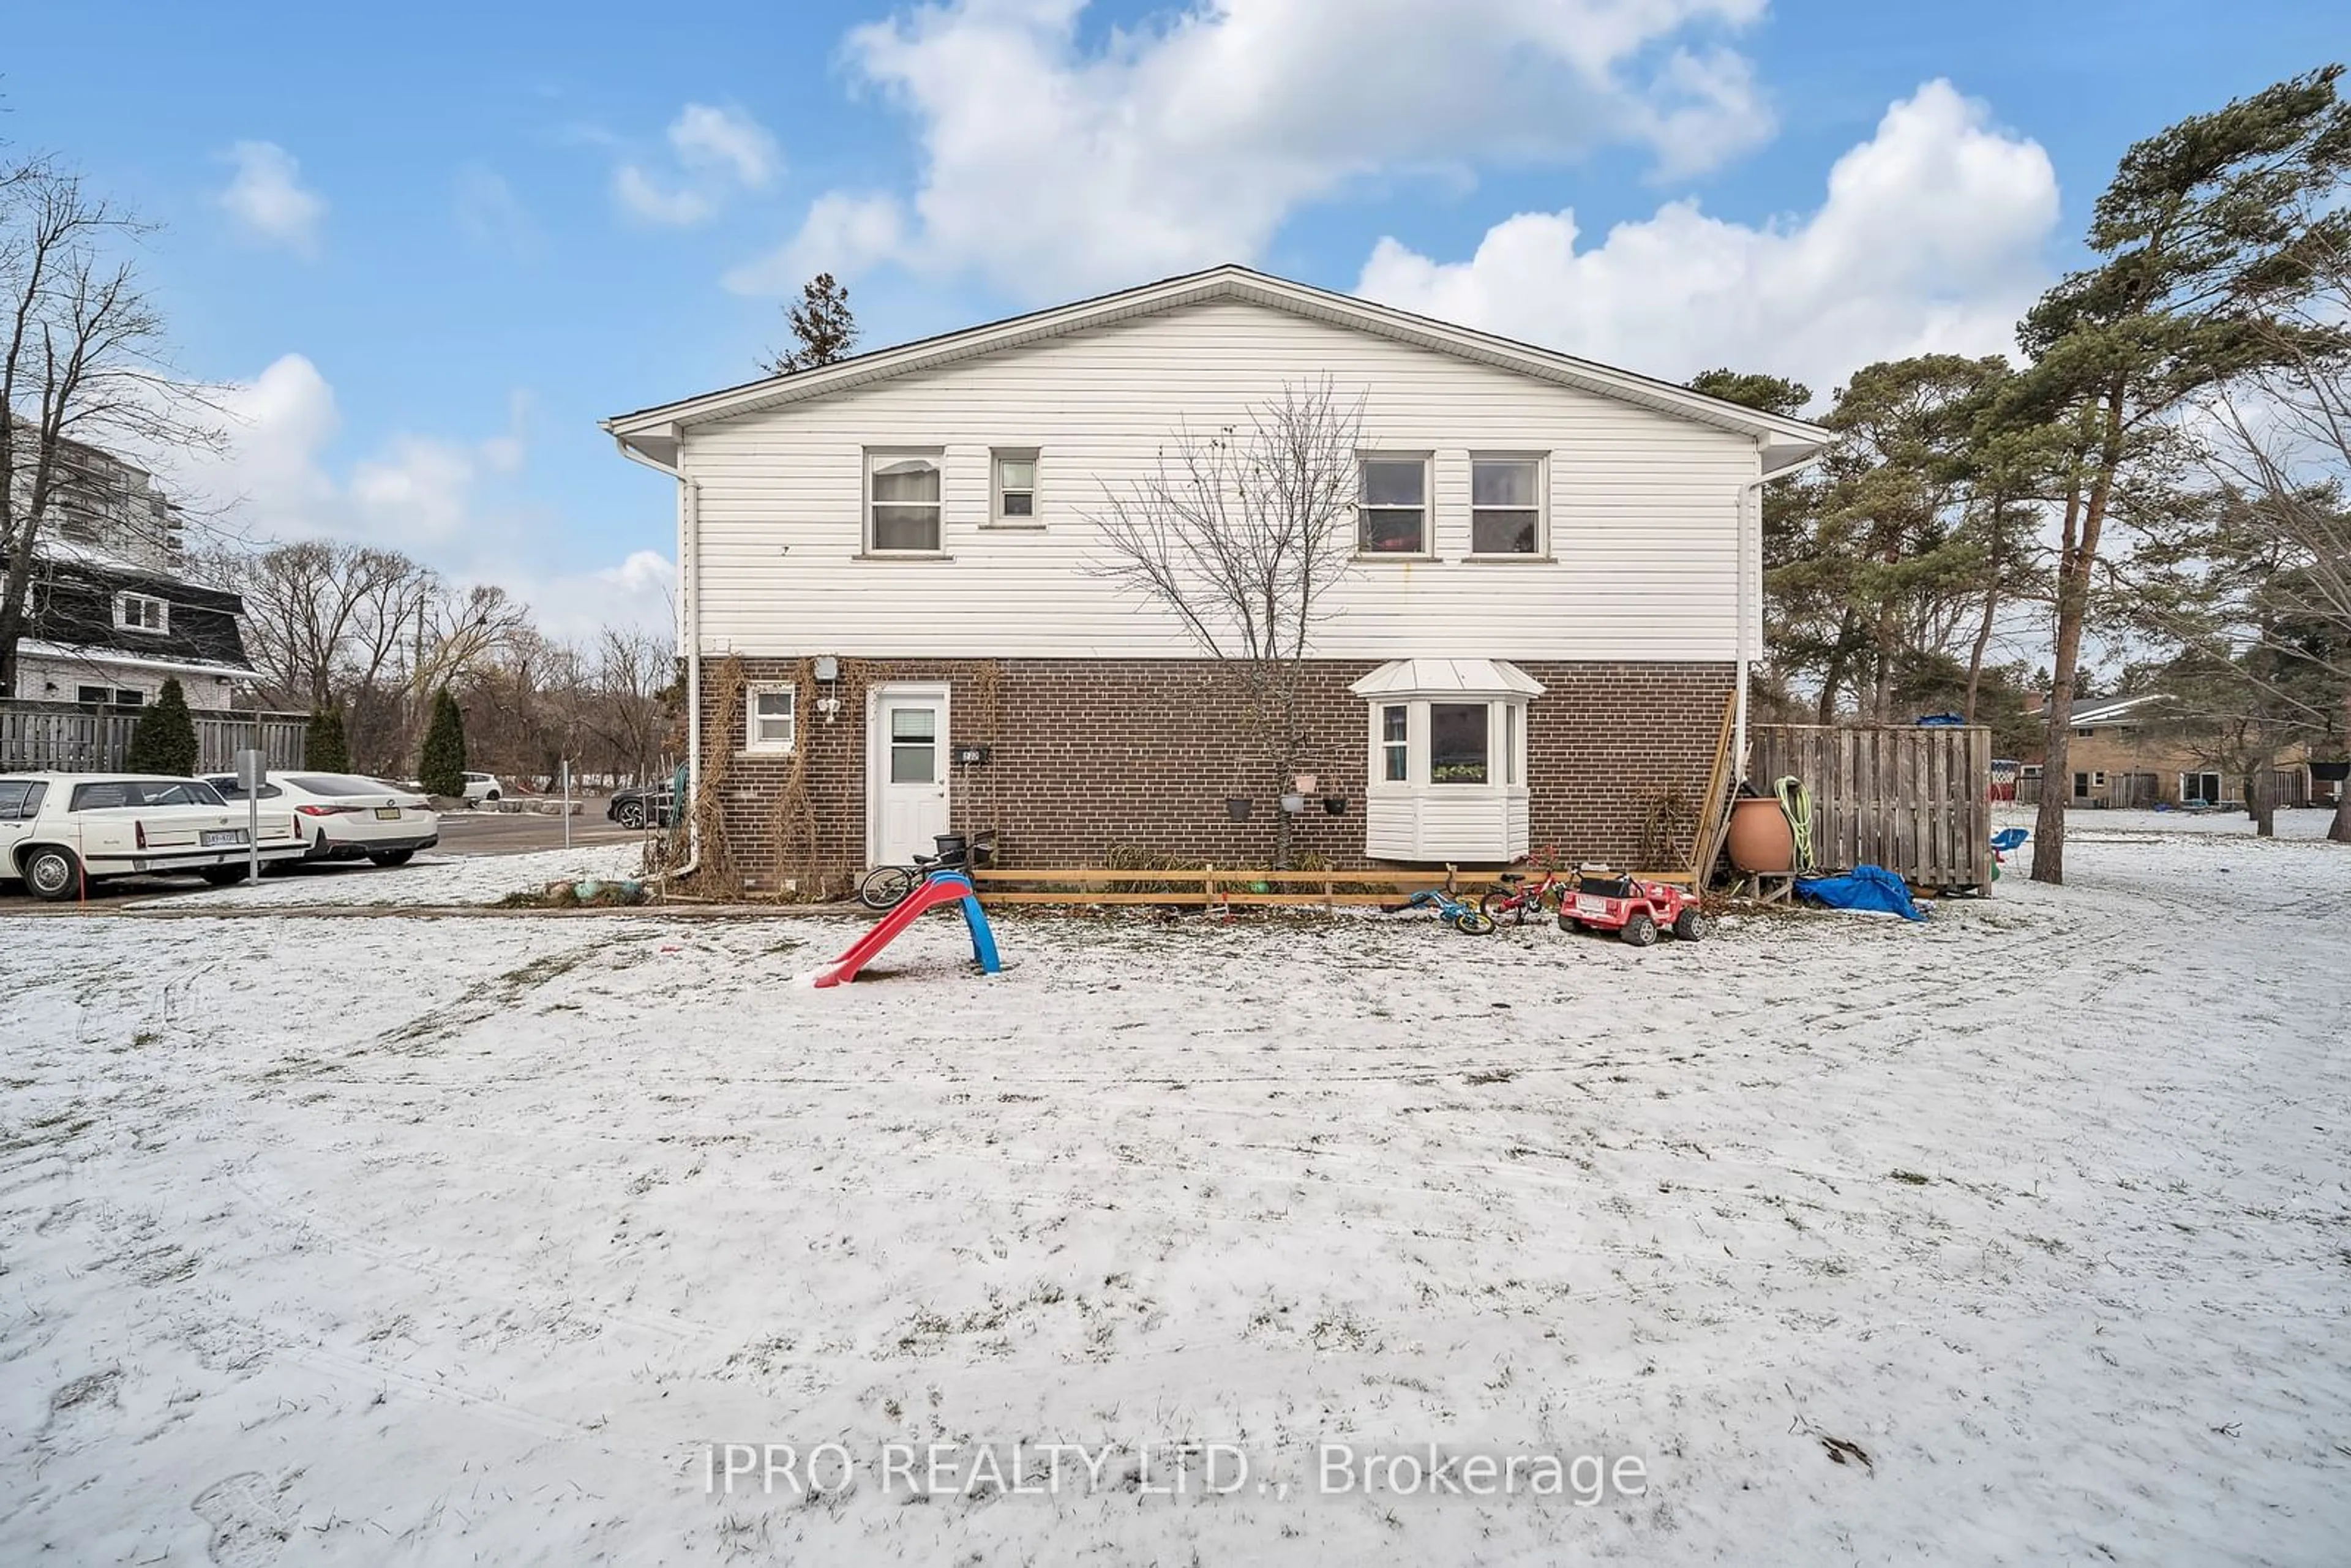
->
{"left": 683, "top": 298, "right": 1760, "bottom": 660}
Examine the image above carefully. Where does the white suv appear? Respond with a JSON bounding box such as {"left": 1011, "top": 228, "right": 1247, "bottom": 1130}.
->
{"left": 461, "top": 771, "right": 504, "bottom": 805}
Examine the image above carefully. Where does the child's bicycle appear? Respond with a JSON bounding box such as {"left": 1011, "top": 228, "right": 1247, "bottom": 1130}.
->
{"left": 857, "top": 831, "right": 994, "bottom": 910}
{"left": 1479, "top": 845, "right": 1565, "bottom": 926}
{"left": 1382, "top": 872, "right": 1497, "bottom": 936}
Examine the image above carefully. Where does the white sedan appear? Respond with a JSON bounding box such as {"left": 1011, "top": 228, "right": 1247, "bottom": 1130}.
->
{"left": 0, "top": 773, "right": 306, "bottom": 901}
{"left": 204, "top": 772, "right": 441, "bottom": 866}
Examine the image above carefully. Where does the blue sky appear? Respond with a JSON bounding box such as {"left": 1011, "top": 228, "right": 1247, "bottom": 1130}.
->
{"left": 8, "top": 1, "right": 2343, "bottom": 633}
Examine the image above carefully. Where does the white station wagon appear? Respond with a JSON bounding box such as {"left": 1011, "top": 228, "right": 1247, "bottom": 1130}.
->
{"left": 0, "top": 773, "right": 307, "bottom": 901}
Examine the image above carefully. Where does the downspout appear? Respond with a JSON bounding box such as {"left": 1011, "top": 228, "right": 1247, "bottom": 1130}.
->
{"left": 1735, "top": 464, "right": 1769, "bottom": 789}
{"left": 616, "top": 435, "right": 700, "bottom": 883}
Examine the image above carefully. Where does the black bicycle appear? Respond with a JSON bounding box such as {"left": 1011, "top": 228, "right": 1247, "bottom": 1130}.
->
{"left": 856, "top": 831, "right": 994, "bottom": 910}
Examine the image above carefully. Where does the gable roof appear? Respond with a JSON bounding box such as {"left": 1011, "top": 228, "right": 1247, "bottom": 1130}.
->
{"left": 604, "top": 264, "right": 1831, "bottom": 475}
{"left": 2071, "top": 693, "right": 2173, "bottom": 727}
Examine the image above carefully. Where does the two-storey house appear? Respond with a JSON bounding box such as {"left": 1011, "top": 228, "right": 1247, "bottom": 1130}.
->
{"left": 604, "top": 266, "right": 1829, "bottom": 891}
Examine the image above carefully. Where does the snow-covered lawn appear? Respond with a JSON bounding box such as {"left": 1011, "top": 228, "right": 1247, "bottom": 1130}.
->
{"left": 140, "top": 841, "right": 650, "bottom": 909}
{"left": 2, "top": 825, "right": 2346, "bottom": 1564}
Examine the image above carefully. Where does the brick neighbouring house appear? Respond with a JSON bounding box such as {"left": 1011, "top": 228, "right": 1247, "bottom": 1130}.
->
{"left": 603, "top": 265, "right": 1829, "bottom": 893}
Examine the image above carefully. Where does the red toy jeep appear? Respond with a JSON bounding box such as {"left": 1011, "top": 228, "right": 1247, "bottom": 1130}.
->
{"left": 1558, "top": 865, "right": 1709, "bottom": 947}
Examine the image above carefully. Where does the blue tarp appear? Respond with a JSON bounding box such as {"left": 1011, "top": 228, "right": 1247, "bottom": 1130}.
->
{"left": 1796, "top": 865, "right": 1926, "bottom": 921}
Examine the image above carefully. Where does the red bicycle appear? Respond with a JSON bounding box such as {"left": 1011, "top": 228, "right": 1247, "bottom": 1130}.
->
{"left": 1479, "top": 846, "right": 1565, "bottom": 926}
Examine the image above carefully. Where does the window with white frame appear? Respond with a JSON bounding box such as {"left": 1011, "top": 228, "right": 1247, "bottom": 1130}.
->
{"left": 991, "top": 449, "right": 1038, "bottom": 523}
{"left": 1379, "top": 704, "right": 1408, "bottom": 782}
{"left": 745, "top": 684, "right": 797, "bottom": 753}
{"left": 1429, "top": 703, "right": 1490, "bottom": 784}
{"left": 1469, "top": 456, "right": 1543, "bottom": 555}
{"left": 867, "top": 451, "right": 943, "bottom": 552}
{"left": 1358, "top": 456, "right": 1430, "bottom": 555}
{"left": 114, "top": 591, "right": 169, "bottom": 633}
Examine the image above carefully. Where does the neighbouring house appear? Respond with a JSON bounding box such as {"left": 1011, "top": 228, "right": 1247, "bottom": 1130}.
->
{"left": 4, "top": 433, "right": 256, "bottom": 708}
{"left": 2033, "top": 693, "right": 2313, "bottom": 809}
{"left": 603, "top": 265, "right": 1829, "bottom": 891}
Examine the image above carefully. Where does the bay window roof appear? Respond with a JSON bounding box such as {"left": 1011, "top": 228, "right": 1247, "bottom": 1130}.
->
{"left": 1349, "top": 658, "right": 1544, "bottom": 701}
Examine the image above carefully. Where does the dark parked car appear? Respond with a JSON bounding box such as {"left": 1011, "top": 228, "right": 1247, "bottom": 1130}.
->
{"left": 607, "top": 784, "right": 674, "bottom": 830}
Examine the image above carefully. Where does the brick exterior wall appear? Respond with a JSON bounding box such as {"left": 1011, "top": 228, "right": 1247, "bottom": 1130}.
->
{"left": 700, "top": 657, "right": 1733, "bottom": 891}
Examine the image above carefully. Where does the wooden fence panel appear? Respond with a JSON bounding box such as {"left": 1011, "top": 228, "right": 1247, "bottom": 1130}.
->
{"left": 1750, "top": 723, "right": 1993, "bottom": 889}
{"left": 2, "top": 700, "right": 306, "bottom": 775}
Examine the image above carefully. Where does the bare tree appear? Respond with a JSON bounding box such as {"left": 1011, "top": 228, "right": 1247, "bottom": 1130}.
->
{"left": 1087, "top": 377, "right": 1365, "bottom": 865}
{"left": 211, "top": 539, "right": 437, "bottom": 708}
{"left": 1, "top": 159, "right": 220, "bottom": 689}
{"left": 2192, "top": 239, "right": 2351, "bottom": 840}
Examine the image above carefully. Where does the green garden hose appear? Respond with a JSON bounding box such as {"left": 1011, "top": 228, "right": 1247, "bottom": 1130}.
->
{"left": 1773, "top": 775, "right": 1815, "bottom": 873}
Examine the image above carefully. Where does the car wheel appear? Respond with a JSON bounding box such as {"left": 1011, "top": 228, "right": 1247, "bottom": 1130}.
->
{"left": 22, "top": 846, "right": 82, "bottom": 902}
{"left": 617, "top": 800, "right": 646, "bottom": 830}
{"left": 367, "top": 849, "right": 415, "bottom": 868}
{"left": 1673, "top": 908, "right": 1708, "bottom": 941}
{"left": 1620, "top": 911, "right": 1659, "bottom": 947}
{"left": 484, "top": 790, "right": 500, "bottom": 803}
{"left": 302, "top": 830, "right": 331, "bottom": 862}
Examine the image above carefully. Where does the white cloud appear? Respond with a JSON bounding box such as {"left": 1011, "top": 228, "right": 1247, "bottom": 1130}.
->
{"left": 179, "top": 355, "right": 673, "bottom": 637}
{"left": 669, "top": 103, "right": 782, "bottom": 187}
{"left": 738, "top": 0, "right": 1774, "bottom": 297}
{"left": 611, "top": 103, "right": 781, "bottom": 227}
{"left": 216, "top": 141, "right": 327, "bottom": 257}
{"left": 613, "top": 163, "right": 718, "bottom": 227}
{"left": 1355, "top": 80, "right": 2061, "bottom": 400}
{"left": 724, "top": 191, "right": 907, "bottom": 293}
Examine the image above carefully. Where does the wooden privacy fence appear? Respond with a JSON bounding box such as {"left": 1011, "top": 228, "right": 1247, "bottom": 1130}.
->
{"left": 1, "top": 701, "right": 307, "bottom": 775}
{"left": 970, "top": 866, "right": 1514, "bottom": 910}
{"left": 1749, "top": 723, "right": 1993, "bottom": 890}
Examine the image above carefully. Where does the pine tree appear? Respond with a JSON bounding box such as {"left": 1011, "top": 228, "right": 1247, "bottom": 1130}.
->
{"left": 306, "top": 707, "right": 351, "bottom": 772}
{"left": 2011, "top": 67, "right": 2351, "bottom": 883}
{"left": 769, "top": 273, "right": 858, "bottom": 374}
{"left": 125, "top": 678, "right": 198, "bottom": 776}
{"left": 419, "top": 686, "right": 468, "bottom": 797}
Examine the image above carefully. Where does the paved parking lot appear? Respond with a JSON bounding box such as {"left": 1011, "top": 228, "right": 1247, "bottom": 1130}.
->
{"left": 0, "top": 801, "right": 651, "bottom": 907}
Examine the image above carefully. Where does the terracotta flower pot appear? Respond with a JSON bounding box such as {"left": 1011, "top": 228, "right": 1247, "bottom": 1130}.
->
{"left": 1727, "top": 795, "right": 1796, "bottom": 873}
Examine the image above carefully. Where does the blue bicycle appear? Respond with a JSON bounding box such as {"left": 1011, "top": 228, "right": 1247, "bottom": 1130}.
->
{"left": 1383, "top": 885, "right": 1498, "bottom": 935}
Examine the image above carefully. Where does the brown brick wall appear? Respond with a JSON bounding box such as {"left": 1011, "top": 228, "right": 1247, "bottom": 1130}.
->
{"left": 700, "top": 657, "right": 1733, "bottom": 890}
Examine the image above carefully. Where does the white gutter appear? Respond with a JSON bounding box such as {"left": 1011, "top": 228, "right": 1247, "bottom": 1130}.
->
{"left": 1734, "top": 466, "right": 1769, "bottom": 789}
{"left": 615, "top": 435, "right": 700, "bottom": 883}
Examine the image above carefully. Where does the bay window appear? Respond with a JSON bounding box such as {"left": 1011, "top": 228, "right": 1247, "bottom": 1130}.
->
{"left": 1351, "top": 659, "right": 1542, "bottom": 862}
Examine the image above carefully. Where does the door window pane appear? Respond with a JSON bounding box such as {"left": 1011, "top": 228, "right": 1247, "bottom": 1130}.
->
{"left": 1430, "top": 703, "right": 1490, "bottom": 784}
{"left": 888, "top": 706, "right": 936, "bottom": 783}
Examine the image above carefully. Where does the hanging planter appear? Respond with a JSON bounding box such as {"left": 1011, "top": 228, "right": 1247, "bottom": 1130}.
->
{"left": 1322, "top": 794, "right": 1348, "bottom": 815}
{"left": 1279, "top": 792, "right": 1307, "bottom": 814}
{"left": 1225, "top": 797, "right": 1253, "bottom": 821}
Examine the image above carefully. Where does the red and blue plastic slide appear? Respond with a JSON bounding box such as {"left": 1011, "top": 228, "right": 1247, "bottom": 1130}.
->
{"left": 808, "top": 869, "right": 1003, "bottom": 988}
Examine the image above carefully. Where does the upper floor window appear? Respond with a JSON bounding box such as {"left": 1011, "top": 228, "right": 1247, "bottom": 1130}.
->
{"left": 746, "top": 684, "right": 797, "bottom": 754}
{"left": 1469, "top": 456, "right": 1543, "bottom": 556}
{"left": 867, "top": 451, "right": 943, "bottom": 553}
{"left": 1358, "top": 456, "right": 1429, "bottom": 555}
{"left": 992, "top": 449, "right": 1038, "bottom": 523}
{"left": 114, "top": 591, "right": 169, "bottom": 634}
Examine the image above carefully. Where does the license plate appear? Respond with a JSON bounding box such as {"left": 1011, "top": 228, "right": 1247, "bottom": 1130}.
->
{"left": 375, "top": 807, "right": 402, "bottom": 820}
{"left": 1575, "top": 895, "right": 1606, "bottom": 917}
{"left": 203, "top": 829, "right": 247, "bottom": 847}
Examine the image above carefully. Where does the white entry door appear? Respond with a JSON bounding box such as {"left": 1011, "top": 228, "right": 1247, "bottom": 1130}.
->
{"left": 869, "top": 686, "right": 950, "bottom": 867}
